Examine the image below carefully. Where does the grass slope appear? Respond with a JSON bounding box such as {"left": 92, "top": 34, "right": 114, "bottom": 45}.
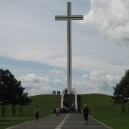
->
{"left": 79, "top": 94, "right": 129, "bottom": 129}
{"left": 0, "top": 94, "right": 129, "bottom": 129}
{"left": 0, "top": 94, "right": 60, "bottom": 129}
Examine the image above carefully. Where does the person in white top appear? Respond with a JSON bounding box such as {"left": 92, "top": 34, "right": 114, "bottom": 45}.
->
{"left": 34, "top": 106, "right": 40, "bottom": 120}
{"left": 56, "top": 107, "right": 59, "bottom": 117}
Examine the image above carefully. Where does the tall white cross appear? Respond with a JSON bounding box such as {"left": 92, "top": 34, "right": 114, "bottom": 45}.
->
{"left": 55, "top": 2, "right": 83, "bottom": 94}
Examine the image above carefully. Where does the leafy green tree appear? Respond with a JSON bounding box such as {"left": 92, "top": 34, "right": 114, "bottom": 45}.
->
{"left": 19, "top": 92, "right": 33, "bottom": 114}
{"left": 112, "top": 69, "right": 129, "bottom": 112}
{"left": 0, "top": 69, "right": 32, "bottom": 115}
{"left": 0, "top": 69, "right": 11, "bottom": 116}
{"left": 7, "top": 78, "right": 25, "bottom": 115}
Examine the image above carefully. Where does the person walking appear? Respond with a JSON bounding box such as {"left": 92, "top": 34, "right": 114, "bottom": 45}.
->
{"left": 82, "top": 104, "right": 89, "bottom": 125}
{"left": 34, "top": 106, "right": 40, "bottom": 120}
{"left": 71, "top": 102, "right": 75, "bottom": 111}
{"left": 56, "top": 106, "right": 59, "bottom": 117}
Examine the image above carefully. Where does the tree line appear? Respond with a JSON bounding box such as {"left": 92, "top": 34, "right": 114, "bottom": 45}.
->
{"left": 0, "top": 69, "right": 32, "bottom": 116}
{"left": 112, "top": 69, "right": 129, "bottom": 113}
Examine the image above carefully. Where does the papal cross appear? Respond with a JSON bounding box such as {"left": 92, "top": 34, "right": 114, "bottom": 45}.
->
{"left": 55, "top": 2, "right": 83, "bottom": 94}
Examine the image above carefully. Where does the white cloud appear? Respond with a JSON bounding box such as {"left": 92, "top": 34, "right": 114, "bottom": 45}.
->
{"left": 104, "top": 74, "right": 120, "bottom": 83}
{"left": 83, "top": 74, "right": 88, "bottom": 79}
{"left": 73, "top": 70, "right": 121, "bottom": 95}
{"left": 52, "top": 69, "right": 64, "bottom": 74}
{"left": 19, "top": 73, "right": 60, "bottom": 96}
{"left": 19, "top": 74, "right": 50, "bottom": 83}
{"left": 54, "top": 79, "right": 62, "bottom": 84}
{"left": 18, "top": 70, "right": 121, "bottom": 96}
{"left": 90, "top": 70, "right": 104, "bottom": 80}
{"left": 79, "top": 0, "right": 129, "bottom": 41}
{"left": 26, "top": 86, "right": 56, "bottom": 96}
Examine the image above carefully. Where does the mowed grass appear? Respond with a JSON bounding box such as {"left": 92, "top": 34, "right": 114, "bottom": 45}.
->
{"left": 0, "top": 94, "right": 60, "bottom": 129}
{"left": 0, "top": 94, "right": 129, "bottom": 129}
{"left": 79, "top": 94, "right": 129, "bottom": 129}
{"left": 0, "top": 115, "right": 35, "bottom": 129}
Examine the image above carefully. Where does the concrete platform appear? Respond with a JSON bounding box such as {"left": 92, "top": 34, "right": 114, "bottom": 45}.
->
{"left": 7, "top": 113, "right": 112, "bottom": 129}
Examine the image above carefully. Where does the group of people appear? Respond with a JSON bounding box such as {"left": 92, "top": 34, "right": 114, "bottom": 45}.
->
{"left": 53, "top": 101, "right": 75, "bottom": 116}
{"left": 64, "top": 88, "right": 74, "bottom": 94}
{"left": 52, "top": 90, "right": 61, "bottom": 95}
{"left": 34, "top": 104, "right": 90, "bottom": 125}
{"left": 53, "top": 89, "right": 74, "bottom": 95}
{"left": 53, "top": 105, "right": 74, "bottom": 115}
{"left": 53, "top": 107, "right": 62, "bottom": 116}
{"left": 62, "top": 105, "right": 74, "bottom": 113}
{"left": 62, "top": 105, "right": 69, "bottom": 113}
{"left": 63, "top": 99, "right": 75, "bottom": 111}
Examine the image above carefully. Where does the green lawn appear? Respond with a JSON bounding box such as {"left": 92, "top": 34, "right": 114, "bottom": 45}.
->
{"left": 0, "top": 94, "right": 60, "bottom": 129}
{"left": 79, "top": 94, "right": 129, "bottom": 129}
{"left": 0, "top": 94, "right": 129, "bottom": 129}
{"left": 0, "top": 114, "right": 35, "bottom": 129}
{"left": 91, "top": 112, "right": 129, "bottom": 129}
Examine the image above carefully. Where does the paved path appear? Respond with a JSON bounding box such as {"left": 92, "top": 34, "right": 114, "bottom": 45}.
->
{"left": 7, "top": 113, "right": 112, "bottom": 129}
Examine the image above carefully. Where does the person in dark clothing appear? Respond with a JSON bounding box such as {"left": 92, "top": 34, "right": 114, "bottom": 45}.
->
{"left": 34, "top": 106, "right": 40, "bottom": 120}
{"left": 82, "top": 104, "right": 89, "bottom": 125}
{"left": 54, "top": 107, "right": 56, "bottom": 114}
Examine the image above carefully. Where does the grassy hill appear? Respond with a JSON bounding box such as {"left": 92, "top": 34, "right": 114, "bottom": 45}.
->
{"left": 22, "top": 94, "right": 61, "bottom": 116}
{"left": 79, "top": 94, "right": 121, "bottom": 113}
{"left": 0, "top": 94, "right": 61, "bottom": 129}
{"left": 79, "top": 94, "right": 129, "bottom": 129}
{"left": 0, "top": 94, "right": 129, "bottom": 129}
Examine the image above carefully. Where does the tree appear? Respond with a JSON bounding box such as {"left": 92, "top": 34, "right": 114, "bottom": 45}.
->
{"left": 19, "top": 92, "right": 32, "bottom": 114}
{"left": 0, "top": 69, "right": 11, "bottom": 116}
{"left": 7, "top": 79, "right": 25, "bottom": 115}
{"left": 112, "top": 69, "right": 129, "bottom": 112}
{"left": 0, "top": 69, "right": 32, "bottom": 115}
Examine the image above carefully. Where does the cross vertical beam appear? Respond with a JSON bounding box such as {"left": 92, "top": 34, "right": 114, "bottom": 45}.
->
{"left": 55, "top": 2, "right": 83, "bottom": 94}
{"left": 67, "top": 2, "right": 72, "bottom": 94}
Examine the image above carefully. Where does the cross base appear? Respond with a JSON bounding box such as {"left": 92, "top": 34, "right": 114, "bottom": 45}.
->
{"left": 61, "top": 88, "right": 78, "bottom": 112}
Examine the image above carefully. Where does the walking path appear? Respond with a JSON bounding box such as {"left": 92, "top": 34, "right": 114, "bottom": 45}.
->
{"left": 7, "top": 113, "right": 112, "bottom": 129}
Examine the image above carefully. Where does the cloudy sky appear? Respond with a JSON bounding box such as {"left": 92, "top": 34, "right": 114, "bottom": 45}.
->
{"left": 0, "top": 0, "right": 129, "bottom": 96}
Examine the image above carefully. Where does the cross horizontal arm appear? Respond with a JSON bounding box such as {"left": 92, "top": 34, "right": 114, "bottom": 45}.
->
{"left": 55, "top": 15, "right": 83, "bottom": 21}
